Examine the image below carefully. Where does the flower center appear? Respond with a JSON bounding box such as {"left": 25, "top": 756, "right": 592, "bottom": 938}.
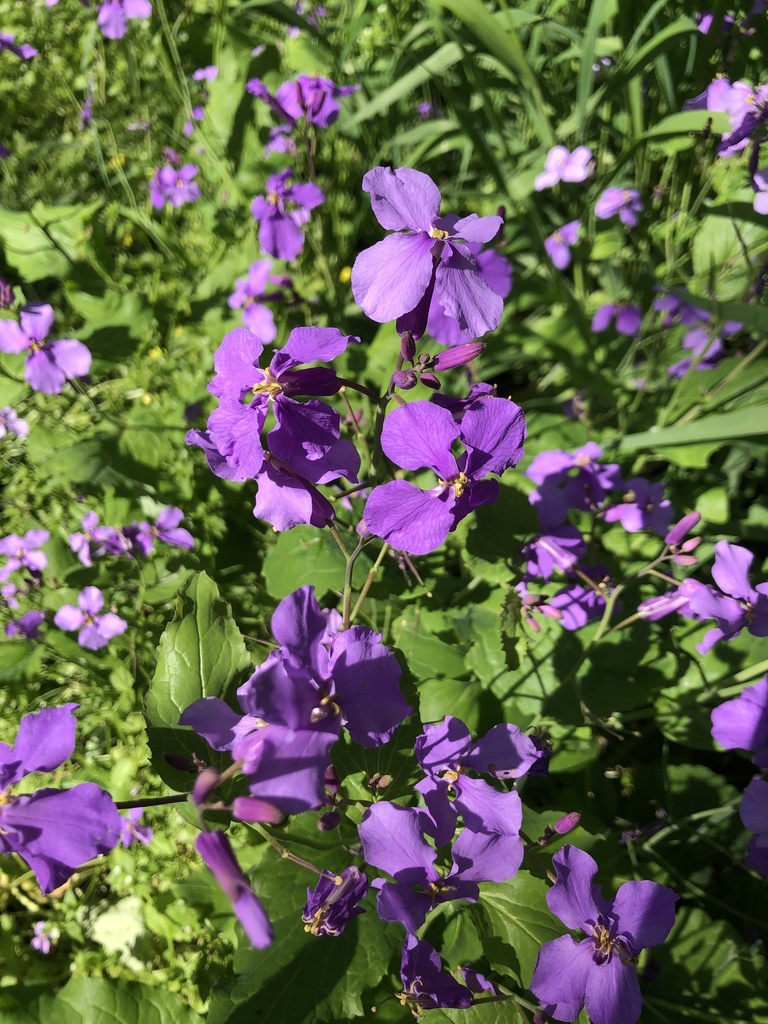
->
{"left": 429, "top": 225, "right": 450, "bottom": 240}
{"left": 267, "top": 191, "right": 280, "bottom": 206}
{"left": 591, "top": 920, "right": 633, "bottom": 966}
{"left": 251, "top": 368, "right": 282, "bottom": 398}
{"left": 437, "top": 472, "right": 470, "bottom": 497}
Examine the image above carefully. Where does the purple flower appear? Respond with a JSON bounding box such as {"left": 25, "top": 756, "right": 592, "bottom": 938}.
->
{"left": 637, "top": 577, "right": 705, "bottom": 621}
{"left": 667, "top": 325, "right": 727, "bottom": 377}
{"left": 544, "top": 220, "right": 581, "bottom": 270}
{"left": 0, "top": 304, "right": 91, "bottom": 394}
{"left": 0, "top": 33, "right": 38, "bottom": 60}
{"left": 516, "top": 582, "right": 564, "bottom": 633}
{"left": 0, "top": 528, "right": 49, "bottom": 582}
{"left": 124, "top": 507, "right": 194, "bottom": 557}
{"left": 0, "top": 277, "right": 12, "bottom": 308}
{"left": 741, "top": 776, "right": 768, "bottom": 876}
{"left": 595, "top": 188, "right": 644, "bottom": 227}
{"left": 534, "top": 146, "right": 593, "bottom": 191}
{"left": 716, "top": 80, "right": 768, "bottom": 154}
{"left": 603, "top": 477, "right": 674, "bottom": 535}
{"left": 273, "top": 75, "right": 359, "bottom": 128}
{"left": 97, "top": 0, "right": 152, "bottom": 40}
{"left": 711, "top": 675, "right": 768, "bottom": 767}
{"left": 688, "top": 541, "right": 768, "bottom": 654}
{"left": 653, "top": 292, "right": 709, "bottom": 328}
{"left": 250, "top": 169, "right": 324, "bottom": 261}
{"left": 150, "top": 164, "right": 200, "bottom": 210}
{"left": 359, "top": 803, "right": 484, "bottom": 932}
{"left": 302, "top": 866, "right": 368, "bottom": 936}
{"left": 68, "top": 511, "right": 115, "bottom": 568}
{"left": 414, "top": 715, "right": 537, "bottom": 846}
{"left": 193, "top": 65, "right": 218, "bottom": 82}
{"left": 5, "top": 610, "right": 45, "bottom": 639}
{"left": 53, "top": 586, "right": 127, "bottom": 651}
{"left": 397, "top": 935, "right": 473, "bottom": 1013}
{"left": 0, "top": 705, "right": 122, "bottom": 893}
{"left": 351, "top": 166, "right": 504, "bottom": 340}
{"left": 530, "top": 845, "right": 677, "bottom": 1024}
{"left": 522, "top": 525, "right": 586, "bottom": 580}
{"left": 196, "top": 830, "right": 273, "bottom": 947}
{"left": 550, "top": 578, "right": 608, "bottom": 631}
{"left": 227, "top": 260, "right": 284, "bottom": 341}
{"left": 119, "top": 807, "right": 153, "bottom": 847}
{"left": 526, "top": 443, "right": 622, "bottom": 530}
{"left": 31, "top": 921, "right": 53, "bottom": 954}
{"left": 426, "top": 245, "right": 512, "bottom": 346}
{"left": 591, "top": 302, "right": 643, "bottom": 336}
{"left": 363, "top": 396, "right": 526, "bottom": 555}
{"left": 753, "top": 168, "right": 768, "bottom": 214}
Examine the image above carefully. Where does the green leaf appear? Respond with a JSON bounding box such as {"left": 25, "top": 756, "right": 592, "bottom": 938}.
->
{"left": 145, "top": 571, "right": 250, "bottom": 728}
{"left": 262, "top": 527, "right": 371, "bottom": 599}
{"left": 47, "top": 977, "right": 202, "bottom": 1024}
{"left": 470, "top": 870, "right": 562, "bottom": 987}
{"left": 618, "top": 406, "right": 768, "bottom": 452}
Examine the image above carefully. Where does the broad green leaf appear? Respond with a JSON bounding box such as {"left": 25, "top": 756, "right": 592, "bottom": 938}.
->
{"left": 48, "top": 977, "right": 202, "bottom": 1024}
{"left": 144, "top": 571, "right": 250, "bottom": 728}
{"left": 262, "top": 527, "right": 371, "bottom": 599}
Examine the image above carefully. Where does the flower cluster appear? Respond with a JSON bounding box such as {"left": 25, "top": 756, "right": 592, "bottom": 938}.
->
{"left": 247, "top": 73, "right": 358, "bottom": 154}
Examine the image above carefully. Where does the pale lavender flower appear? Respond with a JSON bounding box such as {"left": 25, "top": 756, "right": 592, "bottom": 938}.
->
{"left": 227, "top": 260, "right": 284, "bottom": 341}
{"left": 753, "top": 168, "right": 768, "bottom": 214}
{"left": 668, "top": 326, "right": 727, "bottom": 377}
{"left": 0, "top": 529, "right": 49, "bottom": 582}
{"left": 119, "top": 807, "right": 153, "bottom": 847}
{"left": 530, "top": 845, "right": 677, "bottom": 1024}
{"left": 193, "top": 65, "right": 218, "bottom": 81}
{"left": 250, "top": 169, "right": 324, "bottom": 261}
{"left": 534, "top": 146, "right": 593, "bottom": 191}
{"left": 711, "top": 675, "right": 768, "bottom": 767}
{"left": 97, "top": 0, "right": 152, "bottom": 40}
{"left": 544, "top": 220, "right": 581, "bottom": 269}
{"left": 53, "top": 586, "right": 127, "bottom": 651}
{"left": 31, "top": 921, "right": 53, "bottom": 954}
{"left": 150, "top": 164, "right": 200, "bottom": 210}
{"left": 595, "top": 187, "right": 644, "bottom": 227}
{"left": 0, "top": 406, "right": 28, "bottom": 438}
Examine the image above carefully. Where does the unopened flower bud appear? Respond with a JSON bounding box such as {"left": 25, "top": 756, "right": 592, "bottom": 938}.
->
{"left": 399, "top": 331, "right": 416, "bottom": 362}
{"left": 554, "top": 811, "right": 581, "bottom": 835}
{"left": 324, "top": 766, "right": 340, "bottom": 795}
{"left": 0, "top": 277, "right": 13, "bottom": 309}
{"left": 317, "top": 810, "right": 341, "bottom": 832}
{"left": 665, "top": 511, "right": 701, "bottom": 548}
{"left": 164, "top": 753, "right": 196, "bottom": 773}
{"left": 431, "top": 342, "right": 484, "bottom": 372}
{"left": 192, "top": 767, "right": 221, "bottom": 805}
{"left": 419, "top": 372, "right": 440, "bottom": 389}
{"left": 232, "top": 796, "right": 284, "bottom": 824}
{"left": 392, "top": 369, "right": 417, "bottom": 390}
{"left": 533, "top": 1012, "right": 547, "bottom": 1024}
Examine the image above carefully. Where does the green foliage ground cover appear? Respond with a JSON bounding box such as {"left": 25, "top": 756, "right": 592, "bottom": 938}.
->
{"left": 0, "top": 0, "right": 767, "bottom": 1021}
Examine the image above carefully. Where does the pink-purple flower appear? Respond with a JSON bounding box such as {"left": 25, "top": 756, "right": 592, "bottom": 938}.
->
{"left": 351, "top": 166, "right": 504, "bottom": 339}
{"left": 544, "top": 220, "right": 581, "bottom": 270}
{"left": 595, "top": 187, "right": 644, "bottom": 227}
{"left": 97, "top": 0, "right": 152, "bottom": 40}
{"left": 688, "top": 540, "right": 768, "bottom": 654}
{"left": 150, "top": 164, "right": 200, "bottom": 210}
{"left": 0, "top": 304, "right": 91, "bottom": 394}
{"left": 227, "top": 260, "right": 286, "bottom": 341}
{"left": 0, "top": 529, "right": 49, "bottom": 582}
{"left": 711, "top": 675, "right": 768, "bottom": 767}
{"left": 250, "top": 169, "right": 324, "bottom": 261}
{"left": 53, "top": 586, "right": 127, "bottom": 650}
{"left": 534, "top": 146, "right": 593, "bottom": 191}
{"left": 530, "top": 845, "right": 677, "bottom": 1024}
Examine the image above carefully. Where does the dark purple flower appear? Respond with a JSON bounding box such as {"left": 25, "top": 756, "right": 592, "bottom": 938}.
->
{"left": 711, "top": 675, "right": 768, "bottom": 767}
{"left": 522, "top": 525, "right": 586, "bottom": 580}
{"left": 351, "top": 166, "right": 504, "bottom": 339}
{"left": 359, "top": 802, "right": 483, "bottom": 933}
{"left": 302, "top": 866, "right": 368, "bottom": 936}
{"left": 5, "top": 610, "right": 45, "bottom": 639}
{"left": 250, "top": 169, "right": 324, "bottom": 261}
{"left": 150, "top": 164, "right": 200, "bottom": 210}
{"left": 363, "top": 396, "right": 526, "bottom": 555}
{"left": 414, "top": 714, "right": 537, "bottom": 846}
{"left": 0, "top": 304, "right": 91, "bottom": 394}
{"left": 196, "top": 830, "right": 273, "bottom": 947}
{"left": 530, "top": 845, "right": 677, "bottom": 1024}
{"left": 534, "top": 147, "right": 593, "bottom": 191}
{"left": 0, "top": 529, "right": 49, "bottom": 582}
{"left": 591, "top": 302, "right": 643, "bottom": 336}
{"left": 544, "top": 220, "right": 581, "bottom": 270}
{"left": 119, "top": 807, "right": 153, "bottom": 847}
{"left": 97, "top": 0, "right": 152, "bottom": 40}
{"left": 740, "top": 775, "right": 768, "bottom": 876}
{"left": 427, "top": 245, "right": 512, "bottom": 346}
{"left": 603, "top": 477, "right": 674, "bottom": 536}
{"left": 688, "top": 540, "right": 768, "bottom": 654}
{"left": 0, "top": 705, "right": 122, "bottom": 893}
{"left": 398, "top": 935, "right": 473, "bottom": 1013}
{"left": 53, "top": 586, "right": 127, "bottom": 650}
{"left": 0, "top": 33, "right": 38, "bottom": 60}
{"left": 274, "top": 75, "right": 359, "bottom": 128}
{"left": 595, "top": 187, "right": 644, "bottom": 227}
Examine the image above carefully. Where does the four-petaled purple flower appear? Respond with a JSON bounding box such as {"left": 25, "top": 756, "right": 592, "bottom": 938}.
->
{"left": 31, "top": 921, "right": 53, "bottom": 954}
{"left": 119, "top": 807, "right": 154, "bottom": 847}
{"left": 125, "top": 507, "right": 194, "bottom": 557}
{"left": 711, "top": 675, "right": 768, "bottom": 767}
{"left": 534, "top": 146, "right": 593, "bottom": 191}
{"left": 544, "top": 220, "right": 581, "bottom": 270}
{"left": 426, "top": 245, "right": 512, "bottom": 346}
{"left": 5, "top": 610, "right": 45, "bottom": 639}
{"left": 302, "top": 866, "right": 368, "bottom": 936}
{"left": 363, "top": 396, "right": 526, "bottom": 555}
{"left": 250, "top": 169, "right": 324, "bottom": 261}
{"left": 97, "top": 0, "right": 152, "bottom": 40}
{"left": 531, "top": 845, "right": 677, "bottom": 1024}
{"left": 150, "top": 164, "right": 200, "bottom": 209}
{"left": 595, "top": 187, "right": 644, "bottom": 227}
{"left": 228, "top": 260, "right": 287, "bottom": 341}
{"left": 0, "top": 304, "right": 91, "bottom": 394}
{"left": 0, "top": 528, "right": 49, "bottom": 582}
{"left": 688, "top": 540, "right": 768, "bottom": 654}
{"left": 603, "top": 477, "right": 674, "bottom": 536}
{"left": 53, "top": 586, "right": 127, "bottom": 650}
{"left": 196, "top": 830, "right": 273, "bottom": 948}
{"left": 397, "top": 935, "right": 473, "bottom": 1015}
{"left": 248, "top": 75, "right": 359, "bottom": 130}
{"left": 591, "top": 302, "right": 643, "bottom": 336}
{"left": 351, "top": 166, "right": 504, "bottom": 339}
{"left": 0, "top": 705, "right": 122, "bottom": 893}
